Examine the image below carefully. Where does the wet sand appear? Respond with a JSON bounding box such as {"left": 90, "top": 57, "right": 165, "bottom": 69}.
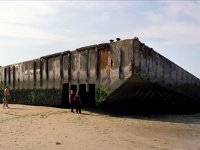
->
{"left": 0, "top": 104, "right": 200, "bottom": 150}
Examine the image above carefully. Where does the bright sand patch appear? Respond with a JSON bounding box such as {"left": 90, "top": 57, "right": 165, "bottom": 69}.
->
{"left": 0, "top": 104, "right": 200, "bottom": 150}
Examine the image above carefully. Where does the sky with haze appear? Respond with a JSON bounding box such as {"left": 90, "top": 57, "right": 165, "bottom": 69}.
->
{"left": 0, "top": 1, "right": 200, "bottom": 78}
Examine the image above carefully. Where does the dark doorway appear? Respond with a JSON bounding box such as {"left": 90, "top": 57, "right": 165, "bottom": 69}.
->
{"left": 70, "top": 84, "right": 77, "bottom": 93}
{"left": 61, "top": 84, "right": 78, "bottom": 108}
{"left": 61, "top": 83, "right": 69, "bottom": 107}
{"left": 79, "top": 84, "right": 96, "bottom": 108}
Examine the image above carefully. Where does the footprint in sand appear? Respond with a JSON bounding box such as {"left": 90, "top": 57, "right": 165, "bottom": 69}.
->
{"left": 40, "top": 114, "right": 48, "bottom": 119}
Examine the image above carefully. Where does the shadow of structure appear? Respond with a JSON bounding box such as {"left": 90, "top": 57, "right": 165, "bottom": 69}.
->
{"left": 82, "top": 107, "right": 200, "bottom": 125}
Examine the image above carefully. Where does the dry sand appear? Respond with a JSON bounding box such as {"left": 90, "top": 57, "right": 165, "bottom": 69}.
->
{"left": 0, "top": 104, "right": 200, "bottom": 150}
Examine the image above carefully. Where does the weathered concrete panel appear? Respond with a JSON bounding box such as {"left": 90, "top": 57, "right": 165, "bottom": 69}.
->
{"left": 79, "top": 51, "right": 87, "bottom": 82}
{"left": 109, "top": 39, "right": 133, "bottom": 90}
{"left": 9, "top": 66, "right": 13, "bottom": 89}
{"left": 35, "top": 59, "right": 41, "bottom": 89}
{"left": 19, "top": 63, "right": 23, "bottom": 89}
{"left": 54, "top": 56, "right": 61, "bottom": 88}
{"left": 48, "top": 57, "right": 55, "bottom": 89}
{"left": 71, "top": 52, "right": 78, "bottom": 83}
{"left": 63, "top": 54, "right": 69, "bottom": 82}
{"left": 29, "top": 62, "right": 34, "bottom": 89}
{"left": 99, "top": 48, "right": 109, "bottom": 87}
{"left": 88, "top": 48, "right": 96, "bottom": 83}
{"left": 42, "top": 59, "right": 48, "bottom": 89}
{"left": 132, "top": 40, "right": 200, "bottom": 102}
{"left": 22, "top": 63, "right": 28, "bottom": 89}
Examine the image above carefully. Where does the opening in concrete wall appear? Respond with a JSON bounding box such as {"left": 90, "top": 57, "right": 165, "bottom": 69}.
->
{"left": 71, "top": 84, "right": 77, "bottom": 93}
{"left": 79, "top": 84, "right": 96, "bottom": 108}
{"left": 61, "top": 83, "right": 69, "bottom": 107}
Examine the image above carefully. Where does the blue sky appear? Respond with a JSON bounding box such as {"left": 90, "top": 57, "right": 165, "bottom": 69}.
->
{"left": 0, "top": 1, "right": 200, "bottom": 78}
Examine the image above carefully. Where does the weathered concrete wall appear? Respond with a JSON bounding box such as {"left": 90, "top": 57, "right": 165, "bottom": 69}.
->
{"left": 96, "top": 38, "right": 200, "bottom": 113}
{"left": 109, "top": 39, "right": 133, "bottom": 90}
{"left": 132, "top": 39, "right": 200, "bottom": 101}
{"left": 63, "top": 53, "right": 69, "bottom": 83}
{"left": 0, "top": 37, "right": 200, "bottom": 112}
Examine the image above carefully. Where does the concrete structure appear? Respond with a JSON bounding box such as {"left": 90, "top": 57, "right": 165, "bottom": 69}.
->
{"left": 0, "top": 37, "right": 200, "bottom": 113}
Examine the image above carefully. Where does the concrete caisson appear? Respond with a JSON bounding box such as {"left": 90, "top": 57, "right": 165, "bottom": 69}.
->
{"left": 0, "top": 37, "right": 200, "bottom": 113}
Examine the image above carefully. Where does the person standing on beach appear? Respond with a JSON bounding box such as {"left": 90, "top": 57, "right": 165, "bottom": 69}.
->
{"left": 3, "top": 86, "right": 10, "bottom": 109}
{"left": 69, "top": 90, "right": 75, "bottom": 113}
{"left": 74, "top": 91, "right": 81, "bottom": 114}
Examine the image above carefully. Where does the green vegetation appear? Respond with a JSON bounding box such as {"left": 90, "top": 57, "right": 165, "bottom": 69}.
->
{"left": 5, "top": 89, "right": 62, "bottom": 106}
{"left": 29, "top": 91, "right": 45, "bottom": 104}
{"left": 95, "top": 87, "right": 112, "bottom": 106}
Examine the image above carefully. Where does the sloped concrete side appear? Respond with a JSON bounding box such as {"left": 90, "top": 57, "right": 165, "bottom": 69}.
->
{"left": 133, "top": 39, "right": 200, "bottom": 101}
{"left": 100, "top": 75, "right": 200, "bottom": 113}
{"left": 96, "top": 38, "right": 200, "bottom": 113}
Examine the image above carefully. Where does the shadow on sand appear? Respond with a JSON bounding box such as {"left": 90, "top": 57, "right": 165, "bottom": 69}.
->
{"left": 81, "top": 107, "right": 200, "bottom": 125}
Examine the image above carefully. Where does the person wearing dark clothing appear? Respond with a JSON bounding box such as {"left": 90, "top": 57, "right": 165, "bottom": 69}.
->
{"left": 69, "top": 90, "right": 75, "bottom": 113}
{"left": 74, "top": 92, "right": 81, "bottom": 114}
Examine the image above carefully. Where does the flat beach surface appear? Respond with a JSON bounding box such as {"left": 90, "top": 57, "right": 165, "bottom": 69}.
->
{"left": 0, "top": 104, "right": 200, "bottom": 150}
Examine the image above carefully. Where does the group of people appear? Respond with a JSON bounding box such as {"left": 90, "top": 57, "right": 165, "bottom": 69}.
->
{"left": 69, "top": 90, "right": 81, "bottom": 113}
{"left": 2, "top": 86, "right": 10, "bottom": 109}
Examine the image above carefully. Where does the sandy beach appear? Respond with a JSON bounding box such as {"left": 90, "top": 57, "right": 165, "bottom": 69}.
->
{"left": 0, "top": 104, "right": 200, "bottom": 150}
